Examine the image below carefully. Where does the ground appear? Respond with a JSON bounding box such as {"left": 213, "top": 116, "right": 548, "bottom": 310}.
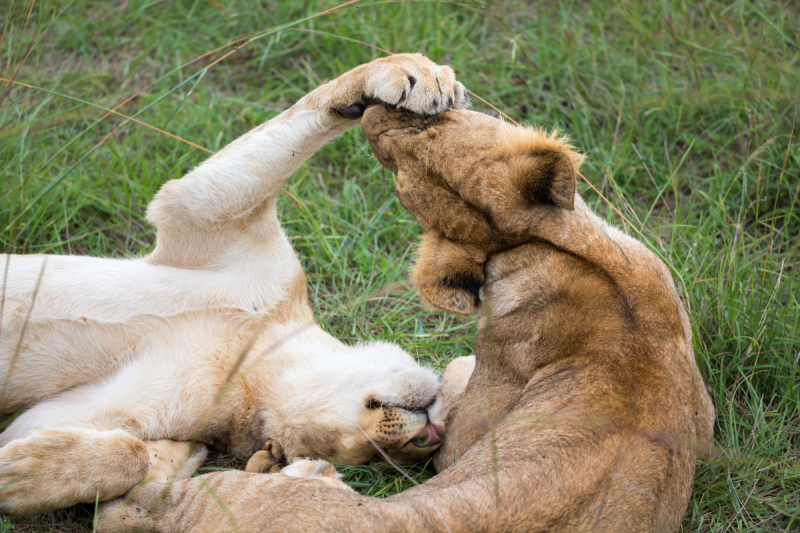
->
{"left": 0, "top": 0, "right": 798, "bottom": 531}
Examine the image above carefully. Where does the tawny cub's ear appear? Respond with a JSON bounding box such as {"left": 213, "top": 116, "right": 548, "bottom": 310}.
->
{"left": 513, "top": 149, "right": 576, "bottom": 210}
{"left": 413, "top": 231, "right": 486, "bottom": 315}
{"left": 499, "top": 125, "right": 584, "bottom": 211}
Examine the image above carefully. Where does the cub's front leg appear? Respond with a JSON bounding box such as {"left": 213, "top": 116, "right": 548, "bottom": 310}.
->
{"left": 146, "top": 54, "right": 468, "bottom": 268}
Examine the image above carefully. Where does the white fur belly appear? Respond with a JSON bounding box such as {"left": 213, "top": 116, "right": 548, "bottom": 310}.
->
{"left": 0, "top": 317, "right": 155, "bottom": 410}
{"left": 0, "top": 312, "right": 260, "bottom": 444}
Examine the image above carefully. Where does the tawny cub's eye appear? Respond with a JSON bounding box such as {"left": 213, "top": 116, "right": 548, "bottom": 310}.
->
{"left": 365, "top": 398, "right": 383, "bottom": 410}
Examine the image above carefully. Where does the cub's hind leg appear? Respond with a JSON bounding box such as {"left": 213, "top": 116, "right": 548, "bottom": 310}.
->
{"left": 0, "top": 428, "right": 206, "bottom": 516}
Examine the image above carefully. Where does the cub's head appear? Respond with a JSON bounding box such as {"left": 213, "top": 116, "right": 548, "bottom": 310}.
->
{"left": 344, "top": 350, "right": 475, "bottom": 465}
{"left": 362, "top": 106, "right": 585, "bottom": 315}
{"left": 274, "top": 342, "right": 473, "bottom": 465}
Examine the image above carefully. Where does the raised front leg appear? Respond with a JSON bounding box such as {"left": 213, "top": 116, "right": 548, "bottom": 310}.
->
{"left": 145, "top": 54, "right": 468, "bottom": 268}
{"left": 0, "top": 428, "right": 206, "bottom": 516}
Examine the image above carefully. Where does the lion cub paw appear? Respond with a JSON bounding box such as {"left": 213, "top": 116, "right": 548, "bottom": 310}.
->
{"left": 281, "top": 459, "right": 342, "bottom": 481}
{"left": 245, "top": 439, "right": 285, "bottom": 474}
{"left": 0, "top": 428, "right": 150, "bottom": 516}
{"left": 363, "top": 54, "right": 469, "bottom": 116}
{"left": 144, "top": 440, "right": 207, "bottom": 483}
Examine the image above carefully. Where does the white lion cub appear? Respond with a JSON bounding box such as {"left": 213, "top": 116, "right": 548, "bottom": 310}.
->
{"left": 0, "top": 54, "right": 470, "bottom": 516}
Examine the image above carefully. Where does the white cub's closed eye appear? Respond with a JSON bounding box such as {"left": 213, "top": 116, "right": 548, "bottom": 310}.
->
{"left": 364, "top": 396, "right": 436, "bottom": 411}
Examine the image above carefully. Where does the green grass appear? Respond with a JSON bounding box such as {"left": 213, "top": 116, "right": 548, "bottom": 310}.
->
{"left": 1, "top": 0, "right": 798, "bottom": 530}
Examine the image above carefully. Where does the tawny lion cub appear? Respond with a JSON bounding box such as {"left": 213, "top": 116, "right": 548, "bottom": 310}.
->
{"left": 98, "top": 106, "right": 715, "bottom": 533}
{"left": 0, "top": 54, "right": 471, "bottom": 517}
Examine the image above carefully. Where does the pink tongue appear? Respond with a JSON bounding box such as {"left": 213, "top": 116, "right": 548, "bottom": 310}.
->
{"left": 424, "top": 423, "right": 443, "bottom": 446}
